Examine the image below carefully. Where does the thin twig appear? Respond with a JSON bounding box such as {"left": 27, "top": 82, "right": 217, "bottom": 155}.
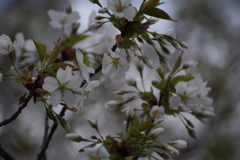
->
{"left": 0, "top": 143, "right": 16, "bottom": 160}
{"left": 40, "top": 110, "right": 49, "bottom": 160}
{"left": 36, "top": 107, "right": 67, "bottom": 160}
{"left": 0, "top": 76, "right": 40, "bottom": 127}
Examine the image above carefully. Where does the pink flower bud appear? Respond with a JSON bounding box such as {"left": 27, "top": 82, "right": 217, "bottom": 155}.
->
{"left": 98, "top": 7, "right": 108, "bottom": 14}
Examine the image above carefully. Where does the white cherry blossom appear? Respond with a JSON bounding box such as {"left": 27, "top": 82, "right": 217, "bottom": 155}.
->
{"left": 107, "top": 0, "right": 136, "bottom": 21}
{"left": 169, "top": 82, "right": 199, "bottom": 110}
{"left": 0, "top": 34, "right": 15, "bottom": 55}
{"left": 42, "top": 66, "right": 82, "bottom": 108}
{"left": 102, "top": 50, "right": 130, "bottom": 78}
{"left": 75, "top": 50, "right": 95, "bottom": 82}
{"left": 47, "top": 9, "right": 80, "bottom": 36}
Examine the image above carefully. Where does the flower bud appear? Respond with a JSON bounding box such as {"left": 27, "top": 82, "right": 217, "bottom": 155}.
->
{"left": 95, "top": 15, "right": 105, "bottom": 20}
{"left": 139, "top": 56, "right": 154, "bottom": 69}
{"left": 181, "top": 60, "right": 198, "bottom": 70}
{"left": 125, "top": 74, "right": 136, "bottom": 87}
{"left": 87, "top": 118, "right": 98, "bottom": 129}
{"left": 89, "top": 21, "right": 103, "bottom": 31}
{"left": 66, "top": 133, "right": 83, "bottom": 142}
{"left": 121, "top": 106, "right": 135, "bottom": 118}
{"left": 176, "top": 38, "right": 189, "bottom": 49}
{"left": 65, "top": 1, "right": 72, "bottom": 13}
{"left": 149, "top": 127, "right": 164, "bottom": 138}
{"left": 200, "top": 110, "right": 215, "bottom": 118}
{"left": 160, "top": 144, "right": 179, "bottom": 156}
{"left": 104, "top": 100, "right": 121, "bottom": 111}
{"left": 98, "top": 7, "right": 108, "bottom": 14}
{"left": 169, "top": 140, "right": 187, "bottom": 149}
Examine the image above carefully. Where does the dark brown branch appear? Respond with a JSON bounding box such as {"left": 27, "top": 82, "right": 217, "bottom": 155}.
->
{"left": 0, "top": 143, "right": 16, "bottom": 160}
{"left": 37, "top": 107, "right": 67, "bottom": 160}
{"left": 0, "top": 77, "right": 40, "bottom": 127}
{"left": 40, "top": 111, "right": 49, "bottom": 160}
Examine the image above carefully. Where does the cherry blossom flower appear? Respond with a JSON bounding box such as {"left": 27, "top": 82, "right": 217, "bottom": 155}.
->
{"left": 75, "top": 50, "right": 95, "bottom": 82}
{"left": 76, "top": 144, "right": 110, "bottom": 160}
{"left": 42, "top": 66, "right": 82, "bottom": 108}
{"left": 107, "top": 0, "right": 136, "bottom": 21}
{"left": 102, "top": 50, "right": 130, "bottom": 78}
{"left": 169, "top": 82, "right": 199, "bottom": 110}
{"left": 75, "top": 80, "right": 101, "bottom": 109}
{"left": 14, "top": 32, "right": 36, "bottom": 68}
{"left": 0, "top": 34, "right": 15, "bottom": 55}
{"left": 47, "top": 9, "right": 80, "bottom": 36}
{"left": 187, "top": 75, "right": 213, "bottom": 108}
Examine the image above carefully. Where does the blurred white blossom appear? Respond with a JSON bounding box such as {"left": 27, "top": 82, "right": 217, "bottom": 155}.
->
{"left": 0, "top": 34, "right": 15, "bottom": 55}
{"left": 107, "top": 0, "right": 136, "bottom": 21}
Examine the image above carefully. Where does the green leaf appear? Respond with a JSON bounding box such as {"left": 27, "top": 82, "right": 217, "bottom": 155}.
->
{"left": 145, "top": 8, "right": 177, "bottom": 21}
{"left": 156, "top": 68, "right": 165, "bottom": 79}
{"left": 124, "top": 21, "right": 141, "bottom": 38}
{"left": 171, "top": 75, "right": 194, "bottom": 83}
{"left": 169, "top": 51, "right": 184, "bottom": 77}
{"left": 140, "top": 0, "right": 162, "bottom": 12}
{"left": 64, "top": 34, "right": 89, "bottom": 47}
{"left": 32, "top": 39, "right": 46, "bottom": 62}
{"left": 46, "top": 42, "right": 60, "bottom": 66}
{"left": 135, "top": 117, "right": 155, "bottom": 131}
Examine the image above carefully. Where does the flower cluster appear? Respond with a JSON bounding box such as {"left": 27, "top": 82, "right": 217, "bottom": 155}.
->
{"left": 0, "top": 0, "right": 215, "bottom": 160}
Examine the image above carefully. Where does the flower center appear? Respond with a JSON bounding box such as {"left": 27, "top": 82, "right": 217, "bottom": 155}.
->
{"left": 111, "top": 58, "right": 119, "bottom": 68}
{"left": 2, "top": 44, "right": 11, "bottom": 51}
{"left": 116, "top": 1, "right": 124, "bottom": 12}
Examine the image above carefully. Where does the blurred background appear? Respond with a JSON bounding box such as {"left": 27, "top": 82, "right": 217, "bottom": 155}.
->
{"left": 0, "top": 0, "right": 240, "bottom": 160}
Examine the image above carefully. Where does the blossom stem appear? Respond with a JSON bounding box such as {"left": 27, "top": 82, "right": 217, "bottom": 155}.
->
{"left": 36, "top": 106, "right": 67, "bottom": 160}
{"left": 9, "top": 52, "right": 20, "bottom": 76}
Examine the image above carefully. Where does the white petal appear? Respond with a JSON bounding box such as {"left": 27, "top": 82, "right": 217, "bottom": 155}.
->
{"left": 63, "top": 90, "right": 76, "bottom": 108}
{"left": 123, "top": 6, "right": 136, "bottom": 21}
{"left": 85, "top": 81, "right": 100, "bottom": 91}
{"left": 175, "top": 82, "right": 187, "bottom": 94}
{"left": 65, "top": 76, "right": 82, "bottom": 89}
{"left": 103, "top": 64, "right": 116, "bottom": 78}
{"left": 66, "top": 12, "right": 80, "bottom": 24}
{"left": 107, "top": 0, "right": 117, "bottom": 11}
{"left": 42, "top": 77, "right": 59, "bottom": 92}
{"left": 57, "top": 66, "right": 72, "bottom": 84}
{"left": 49, "top": 89, "right": 62, "bottom": 106}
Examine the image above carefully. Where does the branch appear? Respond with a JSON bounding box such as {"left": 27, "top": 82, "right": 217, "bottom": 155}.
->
{"left": 0, "top": 77, "right": 40, "bottom": 127}
{"left": 40, "top": 112, "right": 49, "bottom": 160}
{"left": 37, "top": 107, "right": 67, "bottom": 160}
{"left": 0, "top": 143, "right": 16, "bottom": 160}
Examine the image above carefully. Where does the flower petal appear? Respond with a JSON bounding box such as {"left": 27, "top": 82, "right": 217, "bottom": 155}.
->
{"left": 49, "top": 89, "right": 62, "bottom": 106}
{"left": 63, "top": 90, "right": 76, "bottom": 108}
{"left": 42, "top": 77, "right": 59, "bottom": 92}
